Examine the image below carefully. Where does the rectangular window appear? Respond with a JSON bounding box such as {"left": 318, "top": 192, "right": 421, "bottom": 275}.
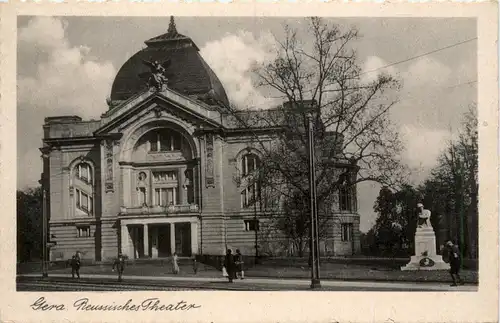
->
{"left": 154, "top": 187, "right": 176, "bottom": 206}
{"left": 341, "top": 223, "right": 353, "bottom": 242}
{"left": 77, "top": 225, "right": 91, "bottom": 238}
{"left": 244, "top": 220, "right": 259, "bottom": 231}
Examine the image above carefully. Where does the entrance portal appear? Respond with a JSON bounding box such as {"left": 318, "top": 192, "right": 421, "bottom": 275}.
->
{"left": 156, "top": 224, "right": 172, "bottom": 258}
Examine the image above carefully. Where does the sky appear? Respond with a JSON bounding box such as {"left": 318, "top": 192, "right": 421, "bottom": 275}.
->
{"left": 17, "top": 16, "right": 477, "bottom": 232}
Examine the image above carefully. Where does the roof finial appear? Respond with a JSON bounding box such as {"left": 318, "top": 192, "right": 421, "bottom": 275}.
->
{"left": 168, "top": 16, "right": 178, "bottom": 35}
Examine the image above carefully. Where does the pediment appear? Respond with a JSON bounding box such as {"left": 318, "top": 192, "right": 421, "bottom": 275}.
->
{"left": 94, "top": 89, "right": 224, "bottom": 136}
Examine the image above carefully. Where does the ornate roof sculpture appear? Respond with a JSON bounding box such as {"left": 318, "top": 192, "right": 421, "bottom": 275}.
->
{"left": 110, "top": 16, "right": 229, "bottom": 109}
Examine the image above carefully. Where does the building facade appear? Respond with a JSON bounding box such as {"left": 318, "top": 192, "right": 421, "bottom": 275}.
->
{"left": 40, "top": 18, "right": 361, "bottom": 262}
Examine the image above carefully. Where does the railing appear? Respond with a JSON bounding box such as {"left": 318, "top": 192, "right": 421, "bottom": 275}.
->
{"left": 120, "top": 204, "right": 199, "bottom": 215}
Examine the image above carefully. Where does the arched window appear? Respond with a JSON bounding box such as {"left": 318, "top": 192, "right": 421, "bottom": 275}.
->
{"left": 241, "top": 153, "right": 260, "bottom": 177}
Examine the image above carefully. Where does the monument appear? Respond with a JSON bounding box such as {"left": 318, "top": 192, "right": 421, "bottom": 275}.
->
{"left": 401, "top": 203, "right": 450, "bottom": 271}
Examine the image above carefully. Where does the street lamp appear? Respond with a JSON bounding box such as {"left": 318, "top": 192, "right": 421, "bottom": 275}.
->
{"left": 40, "top": 152, "right": 49, "bottom": 278}
{"left": 42, "top": 184, "right": 48, "bottom": 278}
{"left": 307, "top": 114, "right": 321, "bottom": 289}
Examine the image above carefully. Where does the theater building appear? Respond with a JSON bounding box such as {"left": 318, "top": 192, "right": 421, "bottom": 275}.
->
{"left": 40, "top": 18, "right": 361, "bottom": 262}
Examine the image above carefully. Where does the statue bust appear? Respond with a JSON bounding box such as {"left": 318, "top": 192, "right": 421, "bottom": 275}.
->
{"left": 417, "top": 203, "right": 432, "bottom": 228}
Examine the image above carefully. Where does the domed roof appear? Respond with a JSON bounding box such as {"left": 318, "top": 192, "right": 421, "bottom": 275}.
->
{"left": 110, "top": 17, "right": 229, "bottom": 108}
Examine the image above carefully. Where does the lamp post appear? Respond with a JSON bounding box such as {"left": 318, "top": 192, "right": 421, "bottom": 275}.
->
{"left": 307, "top": 114, "right": 321, "bottom": 289}
{"left": 42, "top": 187, "right": 48, "bottom": 278}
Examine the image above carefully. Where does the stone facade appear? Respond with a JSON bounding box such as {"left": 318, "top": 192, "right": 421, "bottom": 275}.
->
{"left": 40, "top": 20, "right": 361, "bottom": 262}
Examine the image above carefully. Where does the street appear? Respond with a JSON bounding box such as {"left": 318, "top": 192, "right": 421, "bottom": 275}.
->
{"left": 17, "top": 275, "right": 477, "bottom": 292}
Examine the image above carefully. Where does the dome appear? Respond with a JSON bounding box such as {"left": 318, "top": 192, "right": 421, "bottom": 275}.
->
{"left": 110, "top": 17, "right": 229, "bottom": 108}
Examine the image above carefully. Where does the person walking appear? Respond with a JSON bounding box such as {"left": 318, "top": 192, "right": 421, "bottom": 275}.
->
{"left": 172, "top": 252, "right": 180, "bottom": 274}
{"left": 112, "top": 253, "right": 126, "bottom": 282}
{"left": 70, "top": 255, "right": 81, "bottom": 279}
{"left": 445, "top": 241, "right": 464, "bottom": 286}
{"left": 224, "top": 249, "right": 236, "bottom": 283}
{"left": 234, "top": 249, "right": 244, "bottom": 280}
{"left": 192, "top": 257, "right": 199, "bottom": 275}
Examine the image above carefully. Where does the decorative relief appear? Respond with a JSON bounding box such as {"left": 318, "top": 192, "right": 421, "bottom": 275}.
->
{"left": 105, "top": 139, "right": 114, "bottom": 193}
{"left": 205, "top": 134, "right": 215, "bottom": 187}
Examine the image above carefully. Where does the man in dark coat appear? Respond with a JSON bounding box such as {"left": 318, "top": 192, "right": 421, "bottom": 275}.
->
{"left": 234, "top": 249, "right": 244, "bottom": 280}
{"left": 224, "top": 249, "right": 236, "bottom": 283}
{"left": 70, "top": 255, "right": 81, "bottom": 279}
{"left": 445, "top": 241, "right": 464, "bottom": 286}
{"left": 112, "top": 253, "right": 126, "bottom": 282}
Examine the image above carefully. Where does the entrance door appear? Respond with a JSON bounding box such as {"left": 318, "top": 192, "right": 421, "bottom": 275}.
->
{"left": 175, "top": 222, "right": 192, "bottom": 256}
{"left": 157, "top": 224, "right": 171, "bottom": 257}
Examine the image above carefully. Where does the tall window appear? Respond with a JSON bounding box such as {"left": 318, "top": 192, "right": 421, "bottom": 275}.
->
{"left": 241, "top": 182, "right": 260, "bottom": 208}
{"left": 339, "top": 185, "right": 352, "bottom": 211}
{"left": 341, "top": 223, "right": 353, "bottom": 242}
{"left": 75, "top": 189, "right": 93, "bottom": 215}
{"left": 75, "top": 163, "right": 92, "bottom": 184}
{"left": 241, "top": 153, "right": 260, "bottom": 176}
{"left": 148, "top": 130, "right": 182, "bottom": 152}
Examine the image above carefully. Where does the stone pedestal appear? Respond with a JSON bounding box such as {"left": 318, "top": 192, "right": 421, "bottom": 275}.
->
{"left": 401, "top": 226, "right": 450, "bottom": 271}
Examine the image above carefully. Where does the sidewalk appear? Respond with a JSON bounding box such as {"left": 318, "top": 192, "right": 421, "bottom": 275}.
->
{"left": 19, "top": 273, "right": 477, "bottom": 291}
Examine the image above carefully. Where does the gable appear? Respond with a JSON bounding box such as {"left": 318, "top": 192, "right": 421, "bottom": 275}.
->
{"left": 95, "top": 89, "right": 224, "bottom": 136}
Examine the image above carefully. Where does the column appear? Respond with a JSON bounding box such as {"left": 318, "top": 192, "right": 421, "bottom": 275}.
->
{"left": 170, "top": 223, "right": 176, "bottom": 255}
{"left": 191, "top": 221, "right": 199, "bottom": 256}
{"left": 143, "top": 224, "right": 149, "bottom": 257}
{"left": 120, "top": 224, "right": 130, "bottom": 257}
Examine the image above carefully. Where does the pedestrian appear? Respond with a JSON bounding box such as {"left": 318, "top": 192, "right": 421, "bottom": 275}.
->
{"left": 224, "top": 249, "right": 236, "bottom": 283}
{"left": 70, "top": 255, "right": 81, "bottom": 279}
{"left": 445, "top": 241, "right": 464, "bottom": 286}
{"left": 192, "top": 257, "right": 199, "bottom": 275}
{"left": 112, "top": 253, "right": 126, "bottom": 282}
{"left": 172, "top": 252, "right": 179, "bottom": 274}
{"left": 234, "top": 249, "right": 244, "bottom": 280}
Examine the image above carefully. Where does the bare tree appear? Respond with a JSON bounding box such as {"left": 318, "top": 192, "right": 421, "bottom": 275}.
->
{"left": 220, "top": 17, "right": 406, "bottom": 255}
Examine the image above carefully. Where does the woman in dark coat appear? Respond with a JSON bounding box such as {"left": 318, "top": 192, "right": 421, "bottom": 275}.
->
{"left": 224, "top": 249, "right": 236, "bottom": 283}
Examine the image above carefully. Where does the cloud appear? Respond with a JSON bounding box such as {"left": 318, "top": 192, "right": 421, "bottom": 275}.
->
{"left": 18, "top": 17, "right": 116, "bottom": 118}
{"left": 403, "top": 56, "right": 452, "bottom": 90}
{"left": 200, "top": 31, "right": 278, "bottom": 109}
{"left": 399, "top": 124, "right": 454, "bottom": 183}
{"left": 361, "top": 56, "right": 399, "bottom": 83}
{"left": 17, "top": 17, "right": 116, "bottom": 189}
